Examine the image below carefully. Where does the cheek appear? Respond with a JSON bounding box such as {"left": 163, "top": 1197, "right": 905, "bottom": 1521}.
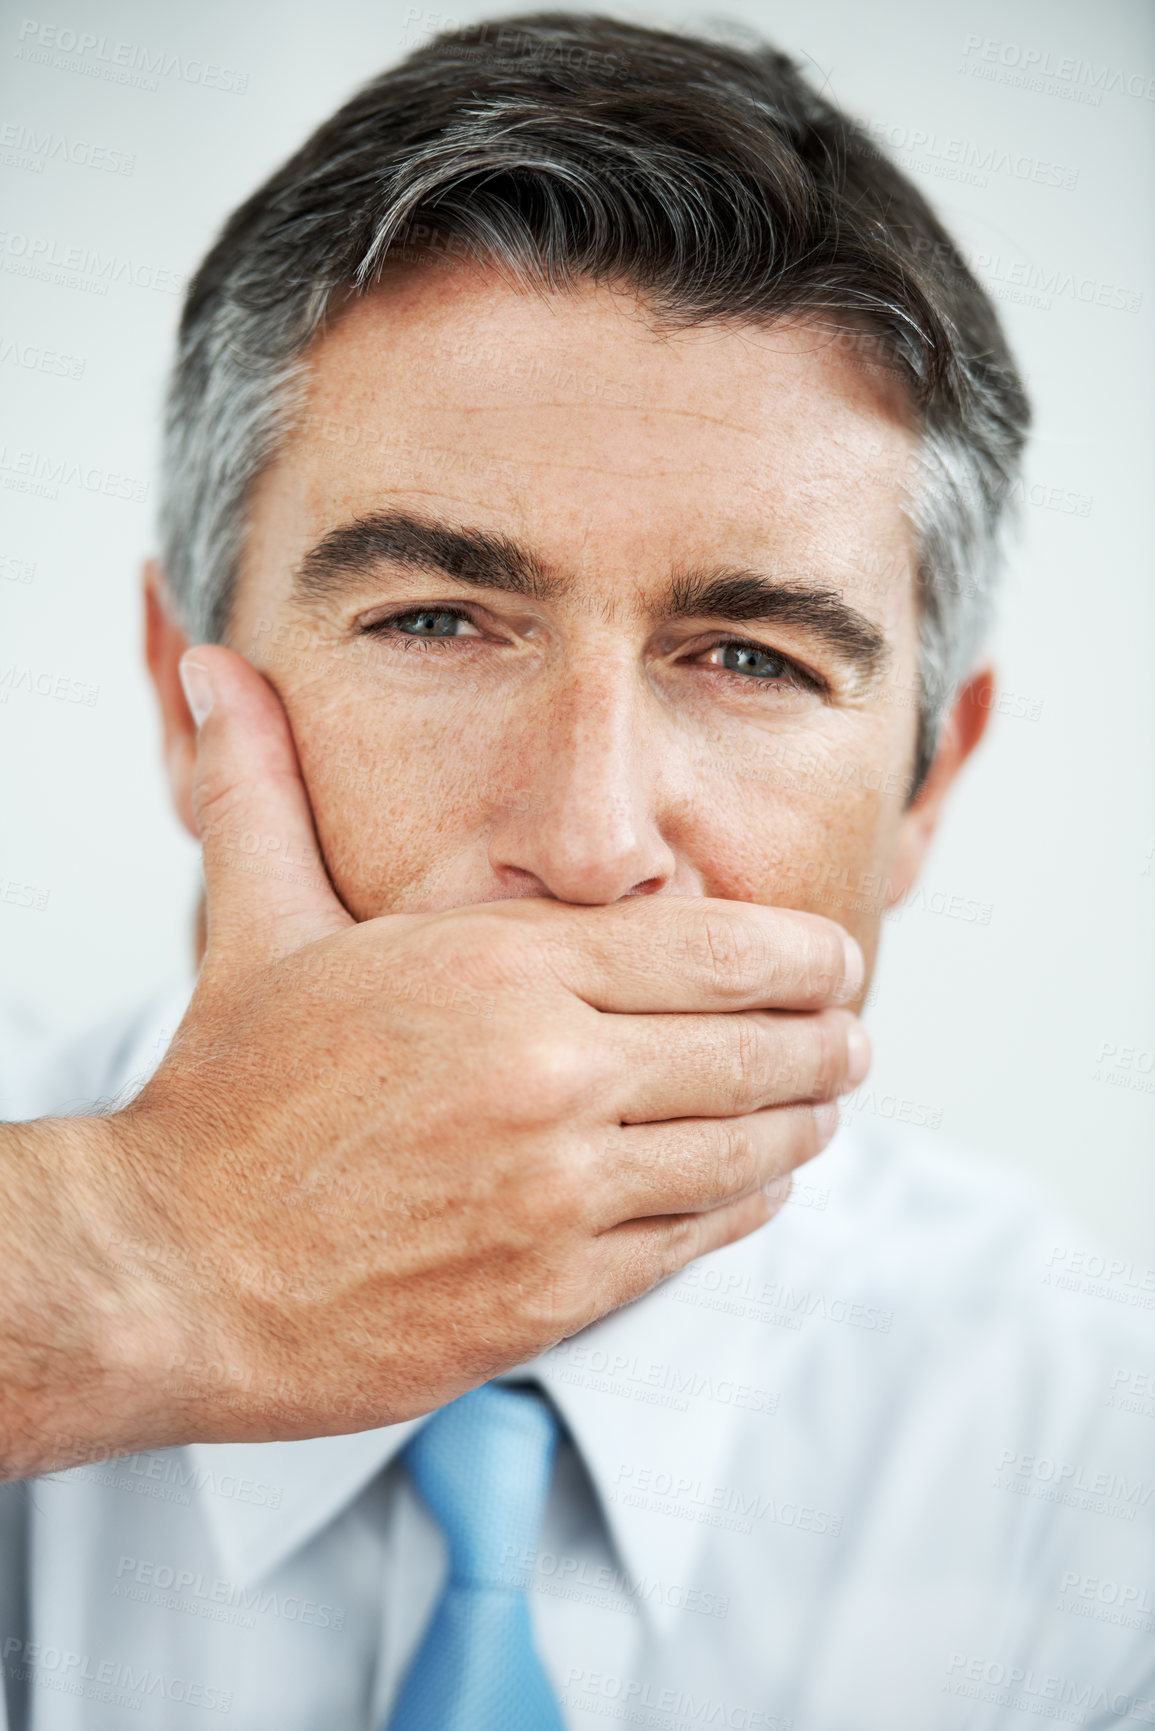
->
{"left": 681, "top": 743, "right": 910, "bottom": 963}
{"left": 782, "top": 794, "right": 908, "bottom": 966}
{"left": 284, "top": 675, "right": 521, "bottom": 918}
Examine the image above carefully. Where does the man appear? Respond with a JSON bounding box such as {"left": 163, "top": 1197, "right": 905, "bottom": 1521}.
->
{"left": 1, "top": 12, "right": 1152, "bottom": 1727}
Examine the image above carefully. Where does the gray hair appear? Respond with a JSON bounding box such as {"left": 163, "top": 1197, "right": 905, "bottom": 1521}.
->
{"left": 160, "top": 10, "right": 1030, "bottom": 792}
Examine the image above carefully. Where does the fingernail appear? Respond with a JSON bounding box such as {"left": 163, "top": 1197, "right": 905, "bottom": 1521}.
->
{"left": 813, "top": 1100, "right": 839, "bottom": 1146}
{"left": 839, "top": 933, "right": 865, "bottom": 1002}
{"left": 846, "top": 1021, "right": 871, "bottom": 1088}
{"left": 179, "top": 656, "right": 213, "bottom": 728}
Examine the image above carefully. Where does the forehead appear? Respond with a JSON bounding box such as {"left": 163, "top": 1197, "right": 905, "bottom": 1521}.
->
{"left": 250, "top": 264, "right": 919, "bottom": 604}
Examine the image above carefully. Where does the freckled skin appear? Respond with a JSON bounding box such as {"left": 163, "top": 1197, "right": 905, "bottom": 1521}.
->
{"left": 171, "top": 264, "right": 991, "bottom": 991}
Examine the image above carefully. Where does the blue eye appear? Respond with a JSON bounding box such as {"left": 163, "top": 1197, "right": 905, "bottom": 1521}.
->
{"left": 719, "top": 643, "right": 788, "bottom": 679}
{"left": 394, "top": 609, "right": 468, "bottom": 637}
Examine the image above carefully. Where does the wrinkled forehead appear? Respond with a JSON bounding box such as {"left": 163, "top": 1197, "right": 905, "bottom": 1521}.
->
{"left": 243, "top": 265, "right": 922, "bottom": 623}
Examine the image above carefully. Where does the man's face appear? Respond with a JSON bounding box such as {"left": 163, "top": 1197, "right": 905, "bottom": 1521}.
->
{"left": 207, "top": 264, "right": 957, "bottom": 980}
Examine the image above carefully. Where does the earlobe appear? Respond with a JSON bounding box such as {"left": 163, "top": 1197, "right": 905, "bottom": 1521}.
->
{"left": 143, "top": 560, "right": 199, "bottom": 840}
{"left": 885, "top": 666, "right": 996, "bottom": 908}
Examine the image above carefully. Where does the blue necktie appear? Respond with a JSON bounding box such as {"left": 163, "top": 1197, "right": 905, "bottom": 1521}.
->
{"left": 386, "top": 1382, "right": 566, "bottom": 1731}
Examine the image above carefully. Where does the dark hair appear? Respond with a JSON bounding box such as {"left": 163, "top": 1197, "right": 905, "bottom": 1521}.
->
{"left": 161, "top": 10, "right": 1029, "bottom": 788}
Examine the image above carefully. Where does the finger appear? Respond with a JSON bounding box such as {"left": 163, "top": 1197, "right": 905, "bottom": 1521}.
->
{"left": 601, "top": 1006, "right": 869, "bottom": 1124}
{"left": 180, "top": 646, "right": 351, "bottom": 966}
{"left": 594, "top": 1183, "right": 792, "bottom": 1314}
{"left": 592, "top": 1101, "right": 837, "bottom": 1228}
{"left": 489, "top": 895, "right": 863, "bottom": 1013}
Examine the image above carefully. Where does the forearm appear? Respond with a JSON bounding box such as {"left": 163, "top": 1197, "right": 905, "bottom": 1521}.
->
{"left": 0, "top": 1114, "right": 187, "bottom": 1482}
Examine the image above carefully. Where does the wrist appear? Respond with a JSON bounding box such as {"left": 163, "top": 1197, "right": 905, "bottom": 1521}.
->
{"left": 0, "top": 1112, "right": 193, "bottom": 1479}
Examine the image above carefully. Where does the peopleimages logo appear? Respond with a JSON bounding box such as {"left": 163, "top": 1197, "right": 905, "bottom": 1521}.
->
{"left": 0, "top": 229, "right": 186, "bottom": 296}
{"left": 0, "top": 663, "right": 99, "bottom": 706}
{"left": 0, "top": 335, "right": 85, "bottom": 379}
{"left": 0, "top": 1636, "right": 233, "bottom": 1714}
{"left": 113, "top": 1556, "right": 346, "bottom": 1631}
{"left": 0, "top": 121, "right": 134, "bottom": 174}
{"left": 960, "top": 34, "right": 1155, "bottom": 103}
{"left": 1044, "top": 1245, "right": 1155, "bottom": 1305}
{"left": 560, "top": 1669, "right": 792, "bottom": 1730}
{"left": 992, "top": 1447, "right": 1154, "bottom": 1522}
{"left": 64, "top": 1452, "right": 284, "bottom": 1510}
{"left": 1057, "top": 1569, "right": 1155, "bottom": 1633}
{"left": 944, "top": 1652, "right": 1155, "bottom": 1722}
{"left": 547, "top": 1339, "right": 780, "bottom": 1417}
{"left": 863, "top": 121, "right": 1079, "bottom": 190}
{"left": 0, "top": 444, "right": 147, "bottom": 503}
{"left": 611, "top": 1463, "right": 844, "bottom": 1538}
{"left": 13, "top": 18, "right": 249, "bottom": 93}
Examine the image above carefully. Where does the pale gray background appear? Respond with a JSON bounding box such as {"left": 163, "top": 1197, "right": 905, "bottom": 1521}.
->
{"left": 1, "top": 0, "right": 1152, "bottom": 1254}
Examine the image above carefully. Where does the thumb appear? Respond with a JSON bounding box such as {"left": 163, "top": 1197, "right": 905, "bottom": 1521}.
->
{"left": 179, "top": 646, "right": 351, "bottom": 967}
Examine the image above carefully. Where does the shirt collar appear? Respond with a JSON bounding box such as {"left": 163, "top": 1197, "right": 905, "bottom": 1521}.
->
{"left": 120, "top": 974, "right": 863, "bottom": 1636}
{"left": 528, "top": 1223, "right": 796, "bottom": 1637}
{"left": 182, "top": 1143, "right": 865, "bottom": 1640}
{"left": 183, "top": 1214, "right": 792, "bottom": 1633}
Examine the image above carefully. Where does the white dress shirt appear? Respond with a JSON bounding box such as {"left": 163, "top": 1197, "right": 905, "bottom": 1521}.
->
{"left": 2, "top": 979, "right": 1154, "bottom": 1730}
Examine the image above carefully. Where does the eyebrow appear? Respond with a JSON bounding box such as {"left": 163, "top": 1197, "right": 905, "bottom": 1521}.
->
{"left": 662, "top": 567, "right": 888, "bottom": 676}
{"left": 293, "top": 509, "right": 889, "bottom": 677}
{"left": 294, "top": 511, "right": 562, "bottom": 603}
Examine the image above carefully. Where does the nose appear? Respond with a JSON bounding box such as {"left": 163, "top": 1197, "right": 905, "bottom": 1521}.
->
{"left": 487, "top": 659, "right": 678, "bottom": 904}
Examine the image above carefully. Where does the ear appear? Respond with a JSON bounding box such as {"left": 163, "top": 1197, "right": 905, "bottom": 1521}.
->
{"left": 886, "top": 665, "right": 995, "bottom": 907}
{"left": 143, "top": 559, "right": 198, "bottom": 840}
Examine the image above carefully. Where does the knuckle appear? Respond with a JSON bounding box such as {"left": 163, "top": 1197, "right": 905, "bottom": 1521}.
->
{"left": 193, "top": 768, "right": 246, "bottom": 843}
{"left": 810, "top": 1011, "right": 846, "bottom": 1098}
{"left": 659, "top": 1214, "right": 705, "bottom": 1276}
{"left": 728, "top": 1017, "right": 764, "bottom": 1106}
{"left": 805, "top": 924, "right": 850, "bottom": 1002}
{"left": 686, "top": 906, "right": 761, "bottom": 998}
{"left": 588, "top": 1237, "right": 660, "bottom": 1323}
{"left": 712, "top": 1122, "right": 760, "bottom": 1198}
{"left": 510, "top": 1033, "right": 592, "bottom": 1119}
{"left": 525, "top": 1150, "right": 592, "bottom": 1233}
{"left": 520, "top": 1253, "right": 598, "bottom": 1341}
